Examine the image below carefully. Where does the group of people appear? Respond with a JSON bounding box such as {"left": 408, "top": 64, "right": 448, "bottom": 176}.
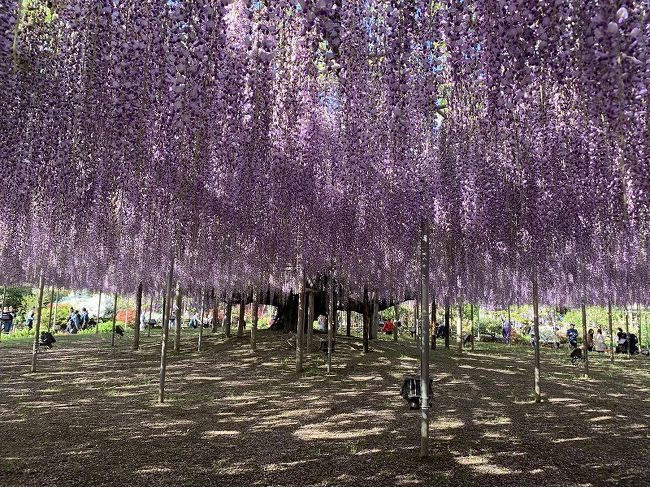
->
{"left": 565, "top": 323, "right": 607, "bottom": 352}
{"left": 1, "top": 306, "right": 35, "bottom": 333}
{"left": 62, "top": 307, "right": 90, "bottom": 334}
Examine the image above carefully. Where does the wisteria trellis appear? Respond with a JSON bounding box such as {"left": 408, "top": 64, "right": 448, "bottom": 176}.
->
{"left": 1, "top": 0, "right": 649, "bottom": 308}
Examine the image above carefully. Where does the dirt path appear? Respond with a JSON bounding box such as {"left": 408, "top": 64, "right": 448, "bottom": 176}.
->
{"left": 1, "top": 330, "right": 649, "bottom": 486}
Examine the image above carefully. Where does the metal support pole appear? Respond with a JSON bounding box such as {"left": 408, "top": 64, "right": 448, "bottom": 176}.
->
{"left": 532, "top": 272, "right": 542, "bottom": 402}
{"left": 419, "top": 220, "right": 430, "bottom": 458}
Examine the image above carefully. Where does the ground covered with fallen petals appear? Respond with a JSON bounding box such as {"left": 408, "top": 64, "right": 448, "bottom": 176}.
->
{"left": 1, "top": 330, "right": 649, "bottom": 486}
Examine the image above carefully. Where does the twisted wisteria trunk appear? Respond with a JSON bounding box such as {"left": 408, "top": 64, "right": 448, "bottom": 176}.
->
{"left": 224, "top": 301, "right": 232, "bottom": 338}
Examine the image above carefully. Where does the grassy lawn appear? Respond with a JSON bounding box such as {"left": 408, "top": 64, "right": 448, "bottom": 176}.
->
{"left": 0, "top": 328, "right": 648, "bottom": 486}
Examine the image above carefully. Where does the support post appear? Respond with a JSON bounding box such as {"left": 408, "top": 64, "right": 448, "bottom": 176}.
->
{"left": 47, "top": 286, "right": 54, "bottom": 331}
{"left": 251, "top": 289, "right": 259, "bottom": 351}
{"left": 133, "top": 282, "right": 143, "bottom": 350}
{"left": 0, "top": 284, "right": 5, "bottom": 343}
{"left": 346, "top": 300, "right": 351, "bottom": 337}
{"left": 53, "top": 288, "right": 59, "bottom": 331}
{"left": 296, "top": 277, "right": 305, "bottom": 371}
{"left": 456, "top": 300, "right": 463, "bottom": 354}
{"left": 470, "top": 304, "right": 474, "bottom": 351}
{"left": 327, "top": 269, "right": 335, "bottom": 373}
{"left": 419, "top": 220, "right": 430, "bottom": 458}
{"left": 507, "top": 305, "right": 512, "bottom": 347}
{"left": 198, "top": 288, "right": 206, "bottom": 352}
{"left": 111, "top": 293, "right": 118, "bottom": 347}
{"left": 532, "top": 271, "right": 542, "bottom": 402}
{"left": 581, "top": 302, "right": 589, "bottom": 377}
{"left": 307, "top": 291, "right": 314, "bottom": 351}
{"left": 211, "top": 289, "right": 218, "bottom": 333}
{"left": 637, "top": 303, "right": 642, "bottom": 348}
{"left": 608, "top": 301, "right": 614, "bottom": 363}
{"left": 444, "top": 301, "right": 450, "bottom": 349}
{"left": 159, "top": 254, "right": 175, "bottom": 403}
{"left": 30, "top": 270, "right": 45, "bottom": 373}
{"left": 125, "top": 297, "right": 130, "bottom": 337}
{"left": 625, "top": 307, "right": 631, "bottom": 357}
{"left": 371, "top": 297, "right": 378, "bottom": 340}
{"left": 174, "top": 283, "right": 182, "bottom": 352}
{"left": 95, "top": 289, "right": 102, "bottom": 333}
{"left": 237, "top": 300, "right": 245, "bottom": 338}
{"left": 362, "top": 286, "right": 370, "bottom": 353}
{"left": 414, "top": 298, "right": 419, "bottom": 345}
{"left": 431, "top": 296, "right": 436, "bottom": 350}
{"left": 174, "top": 282, "right": 182, "bottom": 352}
{"left": 148, "top": 294, "right": 154, "bottom": 337}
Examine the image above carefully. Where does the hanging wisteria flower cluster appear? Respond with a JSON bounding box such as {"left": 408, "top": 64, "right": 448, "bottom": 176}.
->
{"left": 1, "top": 0, "right": 648, "bottom": 308}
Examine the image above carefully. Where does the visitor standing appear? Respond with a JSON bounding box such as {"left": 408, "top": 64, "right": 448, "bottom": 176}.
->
{"left": 502, "top": 319, "right": 511, "bottom": 345}
{"left": 140, "top": 309, "right": 147, "bottom": 330}
{"left": 594, "top": 328, "right": 606, "bottom": 352}
{"left": 587, "top": 328, "right": 594, "bottom": 351}
{"left": 80, "top": 308, "right": 89, "bottom": 329}
{"left": 566, "top": 323, "right": 578, "bottom": 348}
{"left": 1, "top": 307, "right": 14, "bottom": 333}
{"left": 25, "top": 307, "right": 35, "bottom": 330}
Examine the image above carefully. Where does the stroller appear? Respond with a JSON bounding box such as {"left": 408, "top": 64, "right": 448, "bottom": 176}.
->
{"left": 570, "top": 347, "right": 584, "bottom": 365}
{"left": 39, "top": 332, "right": 56, "bottom": 349}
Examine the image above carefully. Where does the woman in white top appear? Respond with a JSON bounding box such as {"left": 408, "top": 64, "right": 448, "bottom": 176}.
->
{"left": 594, "top": 328, "right": 606, "bottom": 352}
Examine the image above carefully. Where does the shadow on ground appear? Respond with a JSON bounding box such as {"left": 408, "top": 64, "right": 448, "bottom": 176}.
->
{"left": 0, "top": 329, "right": 649, "bottom": 486}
